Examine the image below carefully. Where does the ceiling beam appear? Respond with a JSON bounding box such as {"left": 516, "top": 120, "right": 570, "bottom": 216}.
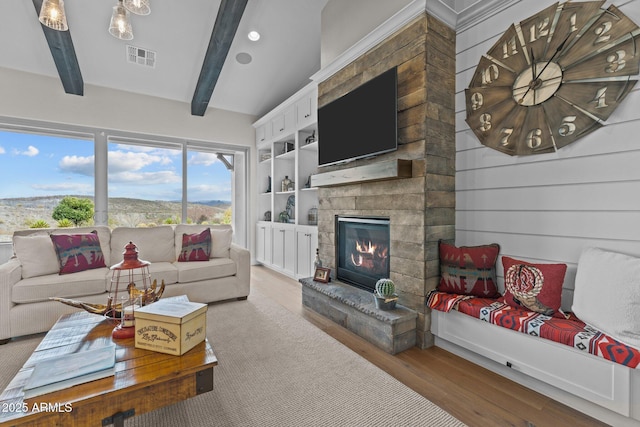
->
{"left": 191, "top": 0, "right": 248, "bottom": 116}
{"left": 32, "top": 0, "right": 84, "bottom": 96}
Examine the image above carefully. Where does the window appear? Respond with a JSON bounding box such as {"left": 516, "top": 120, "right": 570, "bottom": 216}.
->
{"left": 107, "top": 141, "right": 182, "bottom": 227}
{"left": 0, "top": 129, "right": 94, "bottom": 241}
{"left": 0, "top": 122, "right": 248, "bottom": 260}
{"left": 186, "top": 148, "right": 233, "bottom": 225}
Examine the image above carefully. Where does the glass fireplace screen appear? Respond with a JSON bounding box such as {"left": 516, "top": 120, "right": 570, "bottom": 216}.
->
{"left": 336, "top": 216, "right": 390, "bottom": 291}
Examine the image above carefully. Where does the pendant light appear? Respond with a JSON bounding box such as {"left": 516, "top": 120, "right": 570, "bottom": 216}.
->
{"left": 109, "top": 0, "right": 134, "bottom": 40}
{"left": 124, "top": 0, "right": 151, "bottom": 16}
{"left": 39, "top": 0, "right": 68, "bottom": 31}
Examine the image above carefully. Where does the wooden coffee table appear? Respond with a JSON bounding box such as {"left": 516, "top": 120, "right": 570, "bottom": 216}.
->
{"left": 0, "top": 310, "right": 217, "bottom": 426}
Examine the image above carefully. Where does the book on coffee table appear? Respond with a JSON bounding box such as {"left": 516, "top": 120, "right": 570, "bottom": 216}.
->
{"left": 24, "top": 344, "right": 116, "bottom": 398}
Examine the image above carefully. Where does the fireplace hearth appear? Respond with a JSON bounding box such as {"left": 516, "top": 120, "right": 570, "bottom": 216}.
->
{"left": 336, "top": 216, "right": 390, "bottom": 292}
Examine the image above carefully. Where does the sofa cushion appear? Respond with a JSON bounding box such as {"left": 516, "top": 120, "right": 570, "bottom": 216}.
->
{"left": 13, "top": 234, "right": 60, "bottom": 279}
{"left": 573, "top": 247, "right": 640, "bottom": 350}
{"left": 500, "top": 256, "right": 567, "bottom": 318}
{"left": 175, "top": 258, "right": 237, "bottom": 284}
{"left": 174, "top": 224, "right": 233, "bottom": 259}
{"left": 438, "top": 241, "right": 500, "bottom": 297}
{"left": 178, "top": 228, "right": 211, "bottom": 262}
{"left": 50, "top": 231, "right": 107, "bottom": 274}
{"left": 211, "top": 227, "right": 233, "bottom": 258}
{"left": 111, "top": 226, "right": 176, "bottom": 264}
{"left": 105, "top": 261, "right": 178, "bottom": 292}
{"left": 13, "top": 268, "right": 109, "bottom": 304}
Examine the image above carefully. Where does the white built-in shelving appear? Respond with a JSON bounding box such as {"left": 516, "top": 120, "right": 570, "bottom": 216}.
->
{"left": 253, "top": 84, "right": 319, "bottom": 279}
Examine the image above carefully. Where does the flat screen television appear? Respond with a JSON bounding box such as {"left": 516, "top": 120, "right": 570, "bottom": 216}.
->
{"left": 318, "top": 67, "right": 398, "bottom": 167}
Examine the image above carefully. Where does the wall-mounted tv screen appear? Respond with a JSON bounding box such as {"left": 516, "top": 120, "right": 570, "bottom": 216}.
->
{"left": 318, "top": 67, "right": 397, "bottom": 167}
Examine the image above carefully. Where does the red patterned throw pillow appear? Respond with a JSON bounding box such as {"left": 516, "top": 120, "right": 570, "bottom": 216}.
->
{"left": 178, "top": 228, "right": 212, "bottom": 262}
{"left": 50, "top": 231, "right": 107, "bottom": 275}
{"left": 438, "top": 241, "right": 501, "bottom": 297}
{"left": 500, "top": 256, "right": 567, "bottom": 318}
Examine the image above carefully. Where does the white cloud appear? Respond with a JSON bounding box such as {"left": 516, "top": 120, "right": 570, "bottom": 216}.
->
{"left": 13, "top": 145, "right": 39, "bottom": 156}
{"left": 188, "top": 152, "right": 219, "bottom": 166}
{"left": 187, "top": 183, "right": 231, "bottom": 201}
{"left": 109, "top": 170, "right": 181, "bottom": 185}
{"left": 0, "top": 146, "right": 5, "bottom": 154}
{"left": 188, "top": 183, "right": 229, "bottom": 193}
{"left": 59, "top": 155, "right": 94, "bottom": 176}
{"left": 108, "top": 150, "right": 175, "bottom": 173}
{"left": 31, "top": 182, "right": 93, "bottom": 194}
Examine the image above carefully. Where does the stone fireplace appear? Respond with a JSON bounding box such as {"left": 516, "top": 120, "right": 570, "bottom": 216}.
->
{"left": 311, "top": 13, "right": 456, "bottom": 350}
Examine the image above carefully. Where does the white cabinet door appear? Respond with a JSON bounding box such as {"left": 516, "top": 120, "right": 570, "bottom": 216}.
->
{"left": 256, "top": 123, "right": 272, "bottom": 145}
{"left": 256, "top": 223, "right": 272, "bottom": 264}
{"left": 295, "top": 227, "right": 318, "bottom": 278}
{"left": 271, "top": 107, "right": 295, "bottom": 139}
{"left": 296, "top": 91, "right": 317, "bottom": 129}
{"left": 272, "top": 225, "right": 285, "bottom": 269}
{"left": 272, "top": 224, "right": 295, "bottom": 276}
{"left": 283, "top": 227, "right": 296, "bottom": 274}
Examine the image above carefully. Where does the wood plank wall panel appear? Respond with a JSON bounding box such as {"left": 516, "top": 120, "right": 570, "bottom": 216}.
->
{"left": 317, "top": 13, "right": 456, "bottom": 348}
{"left": 454, "top": 0, "right": 640, "bottom": 310}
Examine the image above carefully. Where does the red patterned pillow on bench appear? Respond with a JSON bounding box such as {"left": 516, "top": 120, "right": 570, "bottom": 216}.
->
{"left": 438, "top": 241, "right": 500, "bottom": 297}
{"left": 500, "top": 256, "right": 567, "bottom": 318}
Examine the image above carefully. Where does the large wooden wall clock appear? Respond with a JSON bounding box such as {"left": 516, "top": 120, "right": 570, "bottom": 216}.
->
{"left": 465, "top": 1, "right": 640, "bottom": 155}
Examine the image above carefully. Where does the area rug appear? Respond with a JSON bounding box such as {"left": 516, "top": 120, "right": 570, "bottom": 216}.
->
{"left": 0, "top": 289, "right": 466, "bottom": 426}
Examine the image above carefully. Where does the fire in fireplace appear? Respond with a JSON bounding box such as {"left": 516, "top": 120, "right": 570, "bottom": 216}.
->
{"left": 336, "top": 216, "right": 390, "bottom": 291}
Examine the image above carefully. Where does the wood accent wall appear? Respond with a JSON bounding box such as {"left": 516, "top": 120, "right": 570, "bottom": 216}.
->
{"left": 316, "top": 13, "right": 455, "bottom": 348}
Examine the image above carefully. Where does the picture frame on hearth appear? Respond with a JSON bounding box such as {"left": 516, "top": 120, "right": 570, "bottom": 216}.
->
{"left": 313, "top": 267, "right": 331, "bottom": 283}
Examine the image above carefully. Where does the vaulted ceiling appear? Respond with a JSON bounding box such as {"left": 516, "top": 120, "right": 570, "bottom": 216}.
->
{"left": 0, "top": 1, "right": 508, "bottom": 119}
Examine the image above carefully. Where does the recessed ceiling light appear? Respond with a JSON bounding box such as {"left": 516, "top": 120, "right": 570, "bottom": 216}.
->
{"left": 236, "top": 52, "right": 252, "bottom": 65}
{"left": 248, "top": 30, "right": 260, "bottom": 41}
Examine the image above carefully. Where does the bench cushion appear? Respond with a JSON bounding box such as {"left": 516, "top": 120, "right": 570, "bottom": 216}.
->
{"left": 573, "top": 247, "right": 640, "bottom": 351}
{"left": 13, "top": 268, "right": 109, "bottom": 303}
{"left": 175, "top": 258, "right": 236, "bottom": 283}
{"left": 428, "top": 291, "right": 640, "bottom": 368}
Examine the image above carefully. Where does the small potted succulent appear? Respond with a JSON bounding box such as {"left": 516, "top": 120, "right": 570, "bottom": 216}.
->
{"left": 373, "top": 278, "right": 398, "bottom": 310}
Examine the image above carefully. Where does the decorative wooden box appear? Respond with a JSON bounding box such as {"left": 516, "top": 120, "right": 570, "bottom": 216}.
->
{"left": 135, "top": 298, "right": 207, "bottom": 356}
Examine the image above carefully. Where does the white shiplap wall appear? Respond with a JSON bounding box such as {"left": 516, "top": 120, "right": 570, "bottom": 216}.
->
{"left": 455, "top": 0, "right": 640, "bottom": 310}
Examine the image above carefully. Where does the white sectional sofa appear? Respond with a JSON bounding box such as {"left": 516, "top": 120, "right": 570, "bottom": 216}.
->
{"left": 0, "top": 224, "right": 250, "bottom": 342}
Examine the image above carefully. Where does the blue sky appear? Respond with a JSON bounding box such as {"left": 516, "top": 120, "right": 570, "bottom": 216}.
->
{"left": 0, "top": 130, "right": 231, "bottom": 202}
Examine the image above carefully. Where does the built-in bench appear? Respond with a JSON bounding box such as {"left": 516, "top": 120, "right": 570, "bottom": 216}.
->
{"left": 300, "top": 278, "right": 416, "bottom": 354}
{"left": 429, "top": 243, "right": 640, "bottom": 427}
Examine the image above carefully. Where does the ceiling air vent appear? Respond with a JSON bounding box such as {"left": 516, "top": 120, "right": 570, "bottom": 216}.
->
{"left": 126, "top": 45, "right": 156, "bottom": 68}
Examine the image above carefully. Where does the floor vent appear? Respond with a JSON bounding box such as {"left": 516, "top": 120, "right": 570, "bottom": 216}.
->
{"left": 126, "top": 45, "right": 156, "bottom": 68}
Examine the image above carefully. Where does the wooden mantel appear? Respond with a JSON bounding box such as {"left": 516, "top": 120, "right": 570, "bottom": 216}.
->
{"left": 311, "top": 159, "right": 412, "bottom": 187}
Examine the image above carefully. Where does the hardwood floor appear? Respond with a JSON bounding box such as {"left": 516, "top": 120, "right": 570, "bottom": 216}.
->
{"left": 250, "top": 265, "right": 608, "bottom": 427}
